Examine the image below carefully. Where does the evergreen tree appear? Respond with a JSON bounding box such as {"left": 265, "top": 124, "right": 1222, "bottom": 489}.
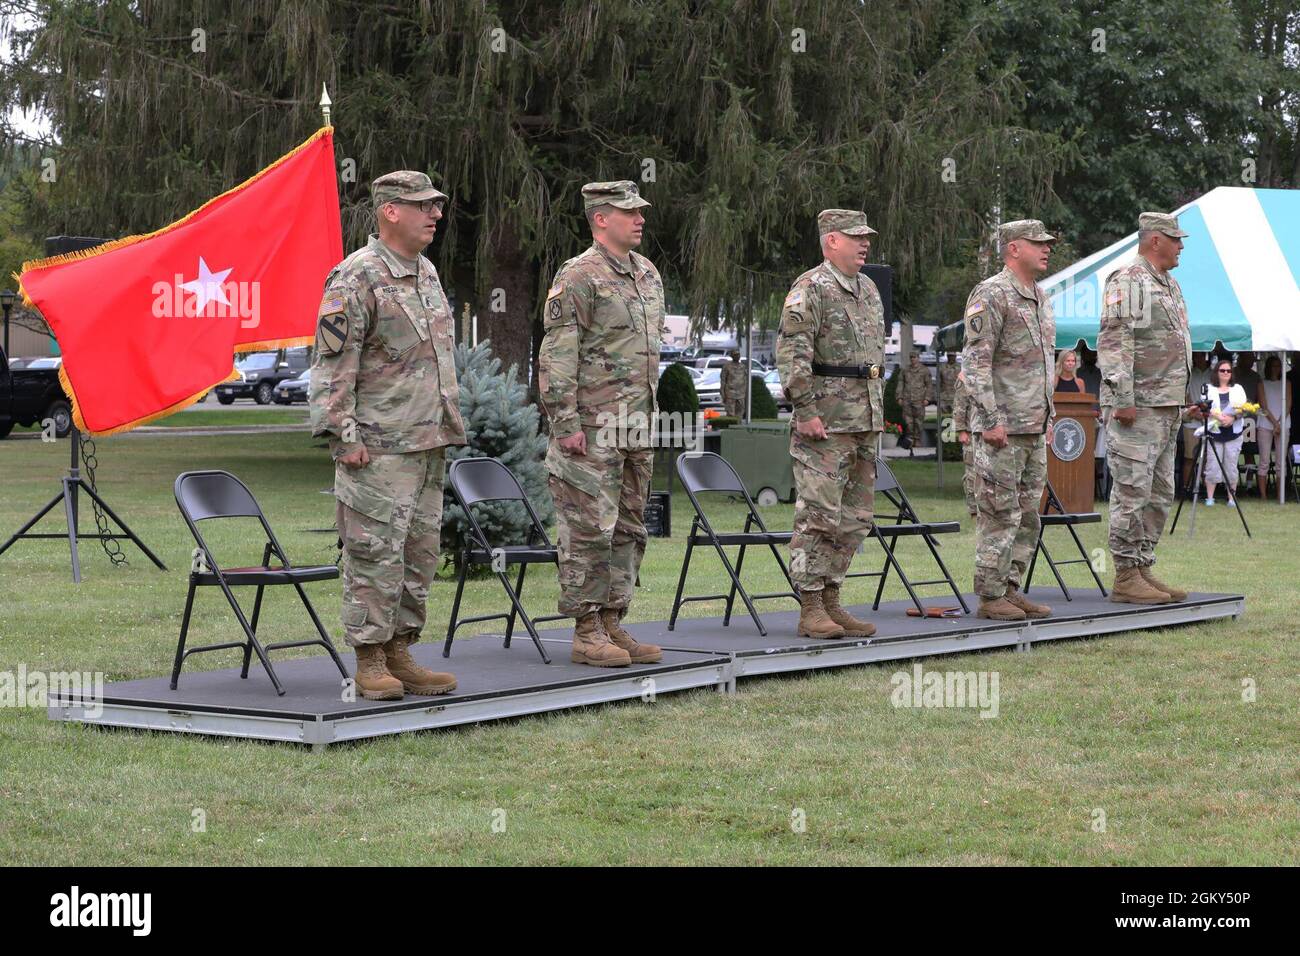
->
{"left": 0, "top": 0, "right": 1061, "bottom": 384}
{"left": 441, "top": 340, "right": 552, "bottom": 567}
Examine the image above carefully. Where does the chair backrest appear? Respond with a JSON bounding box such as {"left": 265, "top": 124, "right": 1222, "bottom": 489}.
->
{"left": 175, "top": 470, "right": 263, "bottom": 521}
{"left": 446, "top": 456, "right": 550, "bottom": 552}
{"left": 872, "top": 456, "right": 916, "bottom": 523}
{"left": 448, "top": 456, "right": 527, "bottom": 505}
{"left": 174, "top": 470, "right": 285, "bottom": 572}
{"left": 676, "top": 452, "right": 746, "bottom": 495}
{"left": 873, "top": 456, "right": 902, "bottom": 494}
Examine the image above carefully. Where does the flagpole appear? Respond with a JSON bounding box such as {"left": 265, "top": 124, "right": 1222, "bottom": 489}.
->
{"left": 320, "top": 84, "right": 332, "bottom": 127}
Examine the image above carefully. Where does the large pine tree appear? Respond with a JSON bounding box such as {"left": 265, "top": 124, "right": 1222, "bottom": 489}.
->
{"left": 0, "top": 0, "right": 1060, "bottom": 376}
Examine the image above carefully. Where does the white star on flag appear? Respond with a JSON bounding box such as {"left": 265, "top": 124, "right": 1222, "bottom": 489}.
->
{"left": 181, "top": 256, "right": 233, "bottom": 313}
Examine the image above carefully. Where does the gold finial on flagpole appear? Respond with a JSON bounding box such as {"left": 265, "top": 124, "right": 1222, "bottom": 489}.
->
{"left": 319, "top": 84, "right": 332, "bottom": 127}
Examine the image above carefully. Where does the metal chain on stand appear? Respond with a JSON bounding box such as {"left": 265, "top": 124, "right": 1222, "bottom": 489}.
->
{"left": 79, "top": 433, "right": 127, "bottom": 567}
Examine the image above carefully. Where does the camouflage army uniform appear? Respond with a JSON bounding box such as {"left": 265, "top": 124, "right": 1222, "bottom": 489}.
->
{"left": 538, "top": 191, "right": 663, "bottom": 620}
{"left": 938, "top": 360, "right": 958, "bottom": 414}
{"left": 309, "top": 187, "right": 465, "bottom": 648}
{"left": 720, "top": 358, "right": 747, "bottom": 418}
{"left": 1099, "top": 215, "right": 1192, "bottom": 572}
{"left": 962, "top": 229, "right": 1056, "bottom": 600}
{"left": 897, "top": 358, "right": 932, "bottom": 445}
{"left": 777, "top": 233, "right": 885, "bottom": 592}
{"left": 952, "top": 370, "right": 977, "bottom": 516}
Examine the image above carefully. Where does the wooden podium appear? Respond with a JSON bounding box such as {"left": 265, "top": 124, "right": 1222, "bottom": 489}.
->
{"left": 1046, "top": 391, "right": 1098, "bottom": 514}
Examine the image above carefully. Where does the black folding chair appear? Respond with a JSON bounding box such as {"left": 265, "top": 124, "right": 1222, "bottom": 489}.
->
{"left": 172, "top": 470, "right": 348, "bottom": 696}
{"left": 442, "top": 457, "right": 560, "bottom": 663}
{"left": 1022, "top": 479, "right": 1106, "bottom": 600}
{"left": 848, "top": 456, "right": 969, "bottom": 614}
{"left": 669, "top": 452, "right": 798, "bottom": 636}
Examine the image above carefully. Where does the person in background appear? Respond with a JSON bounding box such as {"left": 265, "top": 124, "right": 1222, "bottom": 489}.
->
{"left": 1077, "top": 346, "right": 1102, "bottom": 397}
{"left": 1234, "top": 352, "right": 1261, "bottom": 403}
{"left": 1054, "top": 349, "right": 1085, "bottom": 393}
{"left": 1181, "top": 351, "right": 1212, "bottom": 493}
{"left": 1256, "top": 355, "right": 1292, "bottom": 498}
{"left": 1202, "top": 358, "right": 1248, "bottom": 506}
{"left": 1234, "top": 352, "right": 1262, "bottom": 490}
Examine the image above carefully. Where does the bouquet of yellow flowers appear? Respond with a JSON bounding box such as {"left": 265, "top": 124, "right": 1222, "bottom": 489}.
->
{"left": 1204, "top": 401, "right": 1259, "bottom": 435}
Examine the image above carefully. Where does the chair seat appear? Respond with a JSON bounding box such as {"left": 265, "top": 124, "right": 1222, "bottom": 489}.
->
{"left": 195, "top": 564, "right": 340, "bottom": 586}
{"left": 874, "top": 521, "right": 960, "bottom": 536}
{"left": 467, "top": 545, "right": 558, "bottom": 565}
{"left": 693, "top": 531, "right": 793, "bottom": 546}
{"left": 1040, "top": 512, "right": 1101, "bottom": 526}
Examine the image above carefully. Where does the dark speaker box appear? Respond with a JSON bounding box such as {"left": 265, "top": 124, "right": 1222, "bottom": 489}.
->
{"left": 860, "top": 263, "right": 893, "bottom": 339}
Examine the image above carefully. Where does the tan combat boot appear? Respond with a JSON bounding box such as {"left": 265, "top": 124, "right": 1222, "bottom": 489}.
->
{"left": 1005, "top": 585, "right": 1051, "bottom": 619}
{"left": 822, "top": 584, "right": 877, "bottom": 637}
{"left": 1110, "top": 567, "right": 1173, "bottom": 605}
{"left": 383, "top": 635, "right": 457, "bottom": 695}
{"left": 571, "top": 612, "right": 631, "bottom": 667}
{"left": 977, "top": 595, "right": 1027, "bottom": 621}
{"left": 354, "top": 643, "right": 404, "bottom": 701}
{"left": 798, "top": 589, "right": 846, "bottom": 639}
{"left": 601, "top": 609, "right": 662, "bottom": 663}
{"left": 1139, "top": 566, "right": 1187, "bottom": 602}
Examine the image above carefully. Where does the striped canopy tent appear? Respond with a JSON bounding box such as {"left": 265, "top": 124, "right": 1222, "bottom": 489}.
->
{"left": 935, "top": 187, "right": 1300, "bottom": 351}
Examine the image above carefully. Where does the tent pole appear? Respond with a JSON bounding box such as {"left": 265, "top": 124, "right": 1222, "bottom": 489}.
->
{"left": 1282, "top": 350, "right": 1289, "bottom": 505}
{"left": 936, "top": 348, "right": 944, "bottom": 491}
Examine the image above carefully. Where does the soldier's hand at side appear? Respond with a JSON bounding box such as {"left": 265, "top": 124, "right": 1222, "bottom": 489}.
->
{"left": 958, "top": 431, "right": 970, "bottom": 445}
{"left": 796, "top": 416, "right": 827, "bottom": 440}
{"left": 982, "top": 424, "right": 1008, "bottom": 448}
{"left": 1046, "top": 421, "right": 1054, "bottom": 444}
{"left": 559, "top": 431, "right": 587, "bottom": 455}
{"left": 339, "top": 445, "right": 370, "bottom": 468}
{"left": 1114, "top": 406, "right": 1137, "bottom": 426}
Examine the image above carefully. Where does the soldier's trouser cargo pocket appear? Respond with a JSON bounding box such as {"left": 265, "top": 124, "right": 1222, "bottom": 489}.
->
{"left": 1105, "top": 407, "right": 1179, "bottom": 570}
{"left": 972, "top": 433, "right": 1045, "bottom": 597}
{"left": 547, "top": 435, "right": 652, "bottom": 618}
{"left": 335, "top": 449, "right": 446, "bottom": 647}
{"left": 788, "top": 429, "right": 877, "bottom": 590}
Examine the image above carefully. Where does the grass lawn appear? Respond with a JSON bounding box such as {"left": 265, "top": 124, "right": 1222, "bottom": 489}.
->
{"left": 0, "top": 431, "right": 1295, "bottom": 865}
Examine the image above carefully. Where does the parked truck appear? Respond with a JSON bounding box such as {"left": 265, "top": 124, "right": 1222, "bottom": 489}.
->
{"left": 0, "top": 345, "right": 73, "bottom": 439}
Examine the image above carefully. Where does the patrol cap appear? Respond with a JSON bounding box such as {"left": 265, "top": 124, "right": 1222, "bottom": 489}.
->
{"left": 1139, "top": 211, "right": 1188, "bottom": 238}
{"left": 999, "top": 219, "right": 1056, "bottom": 245}
{"left": 372, "top": 170, "right": 448, "bottom": 209}
{"left": 582, "top": 181, "right": 651, "bottom": 211}
{"left": 818, "top": 209, "right": 877, "bottom": 237}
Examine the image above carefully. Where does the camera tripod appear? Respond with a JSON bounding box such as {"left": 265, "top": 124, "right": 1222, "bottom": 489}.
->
{"left": 1169, "top": 426, "right": 1251, "bottom": 538}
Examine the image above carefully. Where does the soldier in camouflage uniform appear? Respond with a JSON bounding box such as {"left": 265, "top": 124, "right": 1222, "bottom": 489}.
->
{"left": 537, "top": 181, "right": 664, "bottom": 668}
{"left": 720, "top": 350, "right": 748, "bottom": 418}
{"left": 1099, "top": 211, "right": 1194, "bottom": 605}
{"left": 777, "top": 208, "right": 885, "bottom": 640}
{"left": 938, "top": 353, "right": 959, "bottom": 415}
{"left": 952, "top": 369, "right": 977, "bottom": 517}
{"left": 897, "top": 350, "right": 933, "bottom": 453}
{"left": 310, "top": 171, "right": 466, "bottom": 700}
{"left": 962, "top": 219, "right": 1057, "bottom": 621}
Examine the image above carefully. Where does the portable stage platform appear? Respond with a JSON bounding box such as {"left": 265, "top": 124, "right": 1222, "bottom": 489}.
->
{"left": 49, "top": 592, "right": 1243, "bottom": 748}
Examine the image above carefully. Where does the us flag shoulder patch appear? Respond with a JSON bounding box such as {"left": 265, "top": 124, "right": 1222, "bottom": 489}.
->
{"left": 965, "top": 301, "right": 984, "bottom": 318}
{"left": 319, "top": 295, "right": 346, "bottom": 317}
{"left": 784, "top": 288, "right": 804, "bottom": 310}
{"left": 1105, "top": 288, "right": 1122, "bottom": 305}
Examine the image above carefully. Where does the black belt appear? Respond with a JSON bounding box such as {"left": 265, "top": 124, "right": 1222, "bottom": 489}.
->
{"left": 812, "top": 363, "right": 883, "bottom": 380}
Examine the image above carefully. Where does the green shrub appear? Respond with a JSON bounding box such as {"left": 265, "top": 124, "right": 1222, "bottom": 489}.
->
{"left": 656, "top": 361, "right": 699, "bottom": 415}
{"left": 750, "top": 374, "right": 778, "bottom": 419}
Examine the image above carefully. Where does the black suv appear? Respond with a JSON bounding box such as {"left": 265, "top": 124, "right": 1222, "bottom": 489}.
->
{"left": 215, "top": 347, "right": 311, "bottom": 405}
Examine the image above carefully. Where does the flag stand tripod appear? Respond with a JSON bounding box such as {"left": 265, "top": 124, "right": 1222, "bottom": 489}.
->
{"left": 0, "top": 430, "right": 167, "bottom": 582}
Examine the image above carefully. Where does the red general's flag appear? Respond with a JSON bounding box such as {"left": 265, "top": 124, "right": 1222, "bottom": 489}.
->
{"left": 17, "top": 127, "right": 343, "bottom": 435}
